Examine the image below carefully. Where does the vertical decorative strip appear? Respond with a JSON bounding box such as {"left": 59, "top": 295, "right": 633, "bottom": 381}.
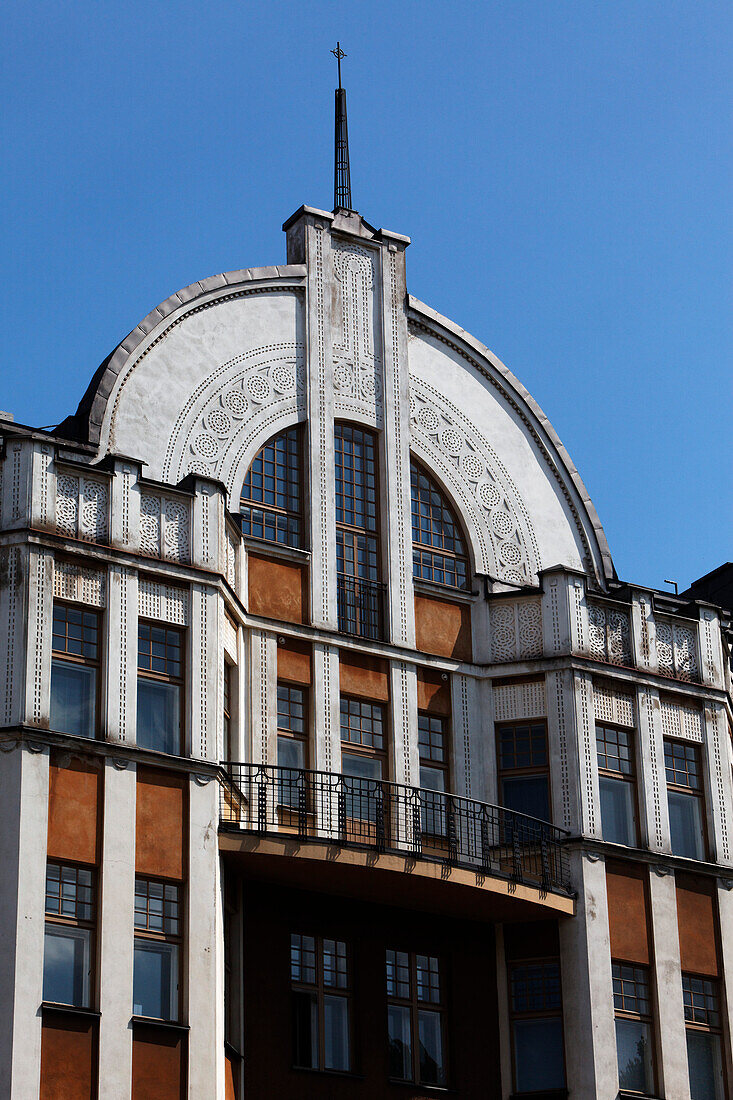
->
{"left": 710, "top": 706, "right": 729, "bottom": 861}
{"left": 549, "top": 580, "right": 561, "bottom": 655}
{"left": 389, "top": 252, "right": 409, "bottom": 644}
{"left": 642, "top": 691, "right": 663, "bottom": 849}
{"left": 578, "top": 676, "right": 595, "bottom": 834}
{"left": 315, "top": 226, "right": 330, "bottom": 623}
{"left": 323, "top": 645, "right": 334, "bottom": 773}
{"left": 460, "top": 675, "right": 471, "bottom": 797}
{"left": 38, "top": 447, "right": 50, "bottom": 527}
{"left": 552, "top": 671, "right": 572, "bottom": 830}
{"left": 118, "top": 567, "right": 130, "bottom": 742}
{"left": 11, "top": 444, "right": 22, "bottom": 520}
{"left": 259, "top": 631, "right": 268, "bottom": 765}
{"left": 199, "top": 588, "right": 208, "bottom": 758}
{"left": 32, "top": 551, "right": 46, "bottom": 724}
{"left": 4, "top": 547, "right": 19, "bottom": 724}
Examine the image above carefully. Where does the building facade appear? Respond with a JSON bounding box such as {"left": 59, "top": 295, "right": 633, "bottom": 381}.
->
{"left": 0, "top": 201, "right": 731, "bottom": 1100}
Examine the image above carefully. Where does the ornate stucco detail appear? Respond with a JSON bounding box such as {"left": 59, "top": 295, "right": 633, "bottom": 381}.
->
{"left": 659, "top": 696, "right": 704, "bottom": 742}
{"left": 409, "top": 377, "right": 539, "bottom": 586}
{"left": 53, "top": 560, "right": 106, "bottom": 607}
{"left": 490, "top": 598, "right": 543, "bottom": 663}
{"left": 655, "top": 618, "right": 699, "bottom": 682}
{"left": 332, "top": 244, "right": 382, "bottom": 425}
{"left": 56, "top": 473, "right": 109, "bottom": 543}
{"left": 139, "top": 493, "right": 190, "bottom": 563}
{"left": 161, "top": 342, "right": 306, "bottom": 499}
{"left": 593, "top": 682, "right": 634, "bottom": 727}
{"left": 587, "top": 602, "right": 632, "bottom": 666}
{"left": 493, "top": 680, "right": 546, "bottom": 722}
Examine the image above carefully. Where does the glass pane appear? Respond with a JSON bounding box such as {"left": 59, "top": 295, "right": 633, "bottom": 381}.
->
{"left": 292, "top": 990, "right": 318, "bottom": 1068}
{"left": 668, "top": 790, "right": 705, "bottom": 860}
{"left": 133, "top": 940, "right": 178, "bottom": 1020}
{"left": 616, "top": 1017, "right": 654, "bottom": 1094}
{"left": 341, "top": 752, "right": 383, "bottom": 782}
{"left": 513, "top": 1017, "right": 565, "bottom": 1091}
{"left": 386, "top": 950, "right": 410, "bottom": 998}
{"left": 136, "top": 679, "right": 181, "bottom": 755}
{"left": 418, "top": 1009, "right": 446, "bottom": 1086}
{"left": 388, "top": 1004, "right": 412, "bottom": 1081}
{"left": 599, "top": 776, "right": 636, "bottom": 846}
{"left": 342, "top": 753, "right": 384, "bottom": 824}
{"left": 687, "top": 1029, "right": 725, "bottom": 1100}
{"left": 277, "top": 737, "right": 306, "bottom": 808}
{"left": 43, "top": 926, "right": 91, "bottom": 1008}
{"left": 501, "top": 774, "right": 551, "bottom": 821}
{"left": 324, "top": 994, "right": 350, "bottom": 1071}
{"left": 50, "top": 660, "right": 96, "bottom": 738}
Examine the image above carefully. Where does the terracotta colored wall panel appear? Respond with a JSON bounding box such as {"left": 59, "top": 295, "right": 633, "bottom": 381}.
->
{"left": 136, "top": 767, "right": 186, "bottom": 881}
{"left": 225, "top": 1055, "right": 239, "bottom": 1100}
{"left": 47, "top": 753, "right": 101, "bottom": 865}
{"left": 248, "top": 554, "right": 305, "bottom": 624}
{"left": 132, "top": 1026, "right": 185, "bottom": 1099}
{"left": 416, "top": 668, "right": 451, "bottom": 715}
{"left": 339, "top": 651, "right": 390, "bottom": 701}
{"left": 676, "top": 874, "right": 719, "bottom": 976}
{"left": 278, "top": 639, "right": 312, "bottom": 685}
{"left": 40, "top": 1013, "right": 96, "bottom": 1100}
{"left": 606, "top": 860, "right": 650, "bottom": 965}
{"left": 415, "top": 595, "right": 472, "bottom": 662}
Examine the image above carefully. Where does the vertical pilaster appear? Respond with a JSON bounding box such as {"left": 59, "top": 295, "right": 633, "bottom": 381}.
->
{"left": 191, "top": 481, "right": 224, "bottom": 573}
{"left": 30, "top": 442, "right": 54, "bottom": 533}
{"left": 546, "top": 668, "right": 582, "bottom": 833}
{"left": 473, "top": 677, "right": 497, "bottom": 804}
{"left": 247, "top": 629, "right": 277, "bottom": 766}
{"left": 106, "top": 564, "right": 138, "bottom": 745}
{"left": 541, "top": 569, "right": 572, "bottom": 656}
{"left": 574, "top": 670, "right": 601, "bottom": 839}
{"left": 110, "top": 459, "right": 142, "bottom": 553}
{"left": 704, "top": 700, "right": 733, "bottom": 867}
{"left": 189, "top": 583, "right": 220, "bottom": 762}
{"left": 716, "top": 880, "right": 733, "bottom": 1075}
{"left": 98, "top": 757, "right": 136, "bottom": 1094}
{"left": 494, "top": 925, "right": 513, "bottom": 1099}
{"left": 451, "top": 673, "right": 479, "bottom": 800}
{"left": 312, "top": 642, "right": 340, "bottom": 775}
{"left": 647, "top": 867, "right": 690, "bottom": 1098}
{"left": 24, "top": 546, "right": 53, "bottom": 729}
{"left": 390, "top": 660, "right": 418, "bottom": 787}
{"left": 631, "top": 590, "right": 657, "bottom": 673}
{"left": 637, "top": 686, "right": 670, "bottom": 853}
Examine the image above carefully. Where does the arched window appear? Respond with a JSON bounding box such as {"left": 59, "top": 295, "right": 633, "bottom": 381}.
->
{"left": 411, "top": 460, "right": 469, "bottom": 590}
{"left": 240, "top": 426, "right": 302, "bottom": 548}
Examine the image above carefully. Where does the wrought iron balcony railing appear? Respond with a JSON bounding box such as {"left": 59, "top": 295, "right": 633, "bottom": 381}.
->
{"left": 336, "top": 572, "right": 386, "bottom": 640}
{"left": 219, "top": 763, "right": 572, "bottom": 896}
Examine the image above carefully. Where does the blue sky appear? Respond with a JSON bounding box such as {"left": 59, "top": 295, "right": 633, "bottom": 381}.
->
{"left": 2, "top": 1, "right": 730, "bottom": 590}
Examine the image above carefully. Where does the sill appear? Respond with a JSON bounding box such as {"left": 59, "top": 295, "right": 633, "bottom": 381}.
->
{"left": 243, "top": 536, "right": 311, "bottom": 565}
{"left": 292, "top": 1065, "right": 365, "bottom": 1081}
{"left": 130, "top": 1015, "right": 189, "bottom": 1033}
{"left": 509, "top": 1092, "right": 568, "bottom": 1100}
{"left": 41, "top": 1002, "right": 100, "bottom": 1019}
{"left": 388, "top": 1082, "right": 454, "bottom": 1094}
{"left": 618, "top": 1093, "right": 665, "bottom": 1100}
{"left": 413, "top": 578, "right": 476, "bottom": 604}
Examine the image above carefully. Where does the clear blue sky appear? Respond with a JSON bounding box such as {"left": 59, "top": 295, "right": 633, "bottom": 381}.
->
{"left": 2, "top": 1, "right": 730, "bottom": 591}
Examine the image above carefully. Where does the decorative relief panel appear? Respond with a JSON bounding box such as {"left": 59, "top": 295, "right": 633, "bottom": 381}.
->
{"left": 139, "top": 493, "right": 190, "bottom": 563}
{"left": 493, "top": 679, "right": 546, "bottom": 722}
{"left": 56, "top": 473, "right": 109, "bottom": 543}
{"left": 332, "top": 244, "right": 383, "bottom": 425}
{"left": 593, "top": 682, "right": 634, "bottom": 727}
{"left": 659, "top": 696, "right": 704, "bottom": 743}
{"left": 587, "top": 602, "right": 632, "bottom": 666}
{"left": 53, "top": 561, "right": 106, "bottom": 608}
{"left": 656, "top": 618, "right": 699, "bottom": 682}
{"left": 138, "top": 578, "right": 189, "bottom": 626}
{"left": 225, "top": 527, "right": 237, "bottom": 589}
{"left": 490, "top": 599, "right": 543, "bottom": 663}
{"left": 409, "top": 377, "right": 539, "bottom": 586}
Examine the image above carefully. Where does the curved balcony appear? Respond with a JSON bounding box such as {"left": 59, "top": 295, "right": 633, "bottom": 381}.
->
{"left": 219, "top": 764, "right": 574, "bottom": 917}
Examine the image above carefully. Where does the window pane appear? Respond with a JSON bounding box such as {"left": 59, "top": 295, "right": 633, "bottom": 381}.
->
{"left": 324, "top": 994, "right": 350, "bottom": 1071}
{"left": 43, "top": 926, "right": 91, "bottom": 1008}
{"left": 133, "top": 940, "right": 178, "bottom": 1020}
{"left": 599, "top": 775, "right": 636, "bottom": 846}
{"left": 292, "top": 990, "right": 318, "bottom": 1068}
{"left": 50, "top": 660, "right": 96, "bottom": 738}
{"left": 418, "top": 1009, "right": 446, "bottom": 1087}
{"left": 501, "top": 774, "right": 550, "bottom": 821}
{"left": 513, "top": 1017, "right": 566, "bottom": 1091}
{"left": 388, "top": 1004, "right": 412, "bottom": 1081}
{"left": 615, "top": 1017, "right": 654, "bottom": 1094}
{"left": 136, "top": 679, "right": 181, "bottom": 754}
{"left": 386, "top": 950, "right": 410, "bottom": 998}
{"left": 668, "top": 790, "right": 705, "bottom": 860}
{"left": 290, "top": 934, "right": 316, "bottom": 984}
{"left": 687, "top": 1029, "right": 725, "bottom": 1100}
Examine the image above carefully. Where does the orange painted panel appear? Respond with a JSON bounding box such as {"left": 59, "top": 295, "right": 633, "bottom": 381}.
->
{"left": 339, "top": 651, "right": 390, "bottom": 702}
{"left": 417, "top": 668, "right": 451, "bottom": 715}
{"left": 132, "top": 1026, "right": 185, "bottom": 1099}
{"left": 415, "top": 595, "right": 472, "bottom": 661}
{"left": 606, "top": 860, "right": 650, "bottom": 965}
{"left": 40, "top": 1012, "right": 96, "bottom": 1100}
{"left": 676, "top": 874, "right": 719, "bottom": 976}
{"left": 277, "top": 639, "right": 312, "bottom": 685}
{"left": 248, "top": 554, "right": 305, "bottom": 624}
{"left": 47, "top": 753, "right": 101, "bottom": 865}
{"left": 136, "top": 767, "right": 186, "bottom": 881}
{"left": 225, "top": 1054, "right": 239, "bottom": 1100}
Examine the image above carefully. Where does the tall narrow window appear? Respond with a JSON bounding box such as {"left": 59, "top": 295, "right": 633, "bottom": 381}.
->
{"left": 411, "top": 461, "right": 468, "bottom": 589}
{"left": 240, "top": 426, "right": 302, "bottom": 548}
{"left": 418, "top": 712, "right": 449, "bottom": 836}
{"left": 291, "top": 934, "right": 351, "bottom": 1072}
{"left": 596, "top": 724, "right": 638, "bottom": 846}
{"left": 50, "top": 602, "right": 100, "bottom": 738}
{"left": 340, "top": 697, "right": 387, "bottom": 828}
{"left": 664, "top": 739, "right": 706, "bottom": 860}
{"left": 277, "top": 683, "right": 308, "bottom": 808}
{"left": 509, "top": 959, "right": 566, "bottom": 1092}
{"left": 386, "top": 950, "right": 446, "bottom": 1087}
{"left": 136, "top": 621, "right": 183, "bottom": 755}
{"left": 43, "top": 862, "right": 94, "bottom": 1008}
{"left": 497, "top": 722, "right": 551, "bottom": 822}
{"left": 223, "top": 660, "right": 233, "bottom": 760}
{"left": 682, "top": 974, "right": 726, "bottom": 1099}
{"left": 335, "top": 424, "right": 383, "bottom": 639}
{"left": 612, "top": 961, "right": 655, "bottom": 1094}
{"left": 133, "top": 877, "right": 181, "bottom": 1021}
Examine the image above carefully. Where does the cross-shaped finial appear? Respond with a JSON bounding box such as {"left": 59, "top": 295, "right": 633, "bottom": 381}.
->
{"left": 331, "top": 42, "right": 346, "bottom": 89}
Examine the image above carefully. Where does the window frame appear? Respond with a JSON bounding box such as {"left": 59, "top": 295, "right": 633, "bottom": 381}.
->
{"left": 507, "top": 957, "right": 566, "bottom": 1094}
{"left": 596, "top": 723, "right": 639, "bottom": 847}
{"left": 385, "top": 948, "right": 448, "bottom": 1087}
{"left": 682, "top": 972, "right": 727, "bottom": 1100}
{"left": 50, "top": 599, "right": 102, "bottom": 740}
{"left": 43, "top": 860, "right": 96, "bottom": 1010}
{"left": 612, "top": 959, "right": 657, "bottom": 1096}
{"left": 133, "top": 875, "right": 183, "bottom": 1023}
{"left": 496, "top": 720, "right": 552, "bottom": 823}
{"left": 339, "top": 695, "right": 388, "bottom": 778}
{"left": 290, "top": 932, "right": 352, "bottom": 1074}
{"left": 663, "top": 737, "right": 708, "bottom": 860}
{"left": 410, "top": 458, "right": 470, "bottom": 591}
{"left": 240, "top": 425, "right": 304, "bottom": 549}
{"left": 418, "top": 711, "right": 451, "bottom": 838}
{"left": 136, "top": 618, "right": 185, "bottom": 756}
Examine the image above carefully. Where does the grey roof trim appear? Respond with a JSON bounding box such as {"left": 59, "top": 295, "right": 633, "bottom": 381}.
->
{"left": 407, "top": 295, "right": 616, "bottom": 584}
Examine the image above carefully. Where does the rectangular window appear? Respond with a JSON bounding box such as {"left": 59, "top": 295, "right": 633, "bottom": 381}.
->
{"left": 683, "top": 974, "right": 726, "bottom": 1100}
{"left": 223, "top": 661, "right": 233, "bottom": 760}
{"left": 664, "top": 739, "right": 706, "bottom": 860}
{"left": 133, "top": 877, "right": 181, "bottom": 1021}
{"left": 596, "top": 724, "right": 638, "bottom": 846}
{"left": 136, "top": 621, "right": 183, "bottom": 755}
{"left": 612, "top": 961, "right": 655, "bottom": 1094}
{"left": 43, "top": 862, "right": 94, "bottom": 1008}
{"left": 497, "top": 722, "right": 551, "bottom": 822}
{"left": 290, "top": 933, "right": 351, "bottom": 1072}
{"left": 341, "top": 698, "right": 387, "bottom": 826}
{"left": 50, "top": 602, "right": 100, "bottom": 738}
{"left": 509, "top": 959, "right": 566, "bottom": 1092}
{"left": 386, "top": 950, "right": 446, "bottom": 1087}
{"left": 418, "top": 712, "right": 449, "bottom": 836}
{"left": 335, "top": 424, "right": 384, "bottom": 639}
{"left": 277, "top": 683, "right": 308, "bottom": 808}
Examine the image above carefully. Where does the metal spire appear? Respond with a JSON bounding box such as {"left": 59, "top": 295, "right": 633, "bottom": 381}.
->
{"left": 331, "top": 42, "right": 352, "bottom": 211}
